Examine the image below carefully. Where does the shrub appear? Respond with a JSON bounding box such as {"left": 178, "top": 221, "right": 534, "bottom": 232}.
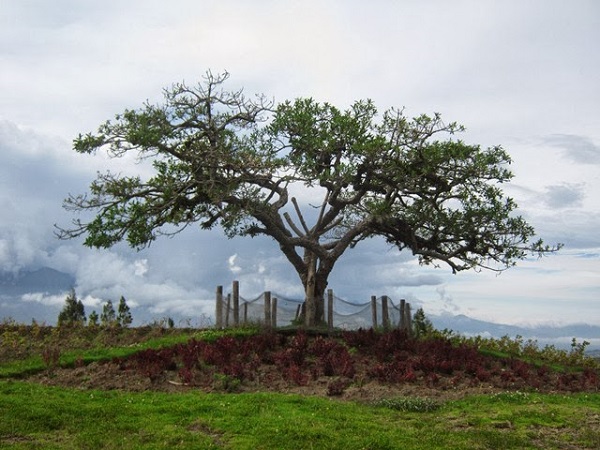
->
{"left": 327, "top": 378, "right": 351, "bottom": 396}
{"left": 41, "top": 346, "right": 61, "bottom": 372}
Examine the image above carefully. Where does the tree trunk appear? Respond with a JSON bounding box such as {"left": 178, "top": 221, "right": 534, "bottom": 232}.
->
{"left": 303, "top": 282, "right": 326, "bottom": 327}
{"left": 302, "top": 250, "right": 327, "bottom": 327}
{"left": 304, "top": 251, "right": 317, "bottom": 326}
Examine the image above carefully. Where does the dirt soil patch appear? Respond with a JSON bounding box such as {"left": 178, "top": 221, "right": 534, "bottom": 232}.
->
{"left": 29, "top": 356, "right": 507, "bottom": 403}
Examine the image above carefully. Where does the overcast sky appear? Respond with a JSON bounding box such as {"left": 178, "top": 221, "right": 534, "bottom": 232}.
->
{"left": 1, "top": 0, "right": 598, "bottom": 326}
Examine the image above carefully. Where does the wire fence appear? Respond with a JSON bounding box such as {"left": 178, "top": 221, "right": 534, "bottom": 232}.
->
{"left": 215, "top": 281, "right": 413, "bottom": 331}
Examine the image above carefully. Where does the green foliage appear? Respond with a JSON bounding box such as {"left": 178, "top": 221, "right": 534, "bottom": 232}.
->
{"left": 57, "top": 289, "right": 86, "bottom": 327}
{"left": 412, "top": 307, "right": 434, "bottom": 338}
{"left": 212, "top": 373, "right": 242, "bottom": 392}
{"left": 100, "top": 300, "right": 116, "bottom": 327}
{"left": 87, "top": 310, "right": 99, "bottom": 327}
{"left": 462, "top": 334, "right": 598, "bottom": 369}
{"left": 117, "top": 296, "right": 133, "bottom": 327}
{"left": 193, "top": 326, "right": 261, "bottom": 343}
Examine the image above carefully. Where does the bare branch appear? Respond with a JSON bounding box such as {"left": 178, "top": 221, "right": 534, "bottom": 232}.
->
{"left": 283, "top": 212, "right": 305, "bottom": 237}
{"left": 291, "top": 197, "right": 311, "bottom": 235}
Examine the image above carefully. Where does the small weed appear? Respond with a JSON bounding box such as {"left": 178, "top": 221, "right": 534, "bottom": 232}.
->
{"left": 373, "top": 397, "right": 442, "bottom": 412}
{"left": 489, "top": 391, "right": 530, "bottom": 403}
{"left": 41, "top": 346, "right": 61, "bottom": 372}
{"left": 213, "top": 373, "right": 241, "bottom": 392}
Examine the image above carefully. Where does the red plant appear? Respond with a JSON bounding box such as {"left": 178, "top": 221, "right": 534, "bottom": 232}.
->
{"left": 178, "top": 339, "right": 203, "bottom": 371}
{"left": 178, "top": 367, "right": 194, "bottom": 384}
{"left": 475, "top": 367, "right": 492, "bottom": 382}
{"left": 341, "top": 328, "right": 379, "bottom": 351}
{"left": 510, "top": 359, "right": 532, "bottom": 380}
{"left": 273, "top": 333, "right": 308, "bottom": 368}
{"left": 427, "top": 372, "right": 440, "bottom": 386}
{"left": 537, "top": 365, "right": 550, "bottom": 378}
{"left": 284, "top": 363, "right": 309, "bottom": 386}
{"left": 403, "top": 368, "right": 417, "bottom": 382}
{"left": 327, "top": 378, "right": 351, "bottom": 396}
{"left": 500, "top": 370, "right": 516, "bottom": 384}
{"left": 582, "top": 367, "right": 599, "bottom": 387}
{"left": 114, "top": 328, "right": 599, "bottom": 394}
{"left": 129, "top": 348, "right": 175, "bottom": 383}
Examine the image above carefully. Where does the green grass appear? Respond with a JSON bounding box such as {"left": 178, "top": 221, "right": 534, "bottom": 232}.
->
{"left": 1, "top": 326, "right": 598, "bottom": 449}
{"left": 0, "top": 338, "right": 185, "bottom": 379}
{"left": 1, "top": 381, "right": 598, "bottom": 449}
{"left": 0, "top": 327, "right": 260, "bottom": 379}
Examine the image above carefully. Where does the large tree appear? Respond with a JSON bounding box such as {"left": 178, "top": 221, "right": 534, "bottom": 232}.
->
{"left": 57, "top": 71, "right": 558, "bottom": 326}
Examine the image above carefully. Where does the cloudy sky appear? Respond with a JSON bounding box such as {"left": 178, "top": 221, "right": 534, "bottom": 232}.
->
{"left": 1, "top": 0, "right": 598, "bottom": 326}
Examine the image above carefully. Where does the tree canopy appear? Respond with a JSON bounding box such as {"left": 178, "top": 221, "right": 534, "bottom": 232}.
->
{"left": 57, "top": 288, "right": 86, "bottom": 326}
{"left": 57, "top": 71, "right": 558, "bottom": 326}
{"left": 101, "top": 300, "right": 116, "bottom": 327}
{"left": 117, "top": 296, "right": 133, "bottom": 327}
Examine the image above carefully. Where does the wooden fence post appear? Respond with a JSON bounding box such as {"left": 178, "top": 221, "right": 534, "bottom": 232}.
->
{"left": 264, "top": 291, "right": 272, "bottom": 329}
{"left": 232, "top": 280, "right": 240, "bottom": 327}
{"left": 271, "top": 297, "right": 278, "bottom": 328}
{"left": 216, "top": 285, "right": 223, "bottom": 328}
{"left": 225, "top": 294, "right": 231, "bottom": 328}
{"left": 382, "top": 295, "right": 390, "bottom": 331}
{"left": 404, "top": 302, "right": 412, "bottom": 335}
{"left": 399, "top": 299, "right": 406, "bottom": 331}
{"left": 327, "top": 289, "right": 334, "bottom": 332}
{"left": 371, "top": 295, "right": 378, "bottom": 329}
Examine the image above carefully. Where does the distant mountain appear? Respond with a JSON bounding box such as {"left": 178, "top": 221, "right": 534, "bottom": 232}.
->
{"left": 0, "top": 267, "right": 75, "bottom": 296}
{"left": 432, "top": 314, "right": 523, "bottom": 336}
{"left": 0, "top": 267, "right": 75, "bottom": 324}
{"left": 430, "top": 313, "right": 600, "bottom": 350}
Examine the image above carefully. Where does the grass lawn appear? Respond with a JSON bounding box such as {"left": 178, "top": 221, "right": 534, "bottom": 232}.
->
{"left": 1, "top": 381, "right": 599, "bottom": 449}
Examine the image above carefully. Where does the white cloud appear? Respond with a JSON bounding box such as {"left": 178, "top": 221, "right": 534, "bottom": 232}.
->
{"left": 133, "top": 259, "right": 148, "bottom": 277}
{"left": 80, "top": 295, "right": 103, "bottom": 309}
{"left": 148, "top": 298, "right": 212, "bottom": 317}
{"left": 228, "top": 254, "right": 242, "bottom": 274}
{"left": 21, "top": 292, "right": 66, "bottom": 307}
